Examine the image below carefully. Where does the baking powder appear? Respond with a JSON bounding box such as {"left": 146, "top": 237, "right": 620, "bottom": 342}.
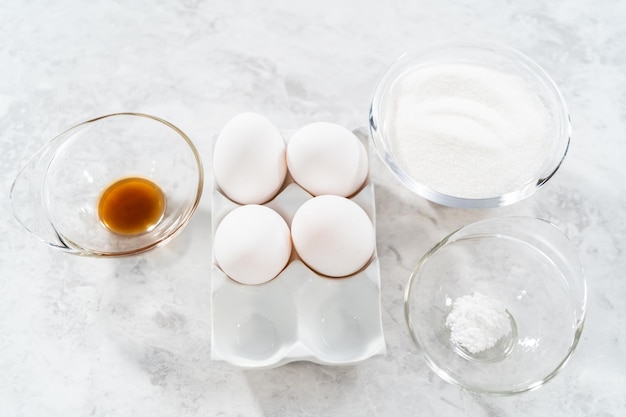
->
{"left": 445, "top": 291, "right": 511, "bottom": 354}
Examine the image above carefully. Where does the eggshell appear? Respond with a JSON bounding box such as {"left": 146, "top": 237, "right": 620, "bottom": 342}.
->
{"left": 291, "top": 195, "right": 375, "bottom": 277}
{"left": 213, "top": 112, "right": 287, "bottom": 204}
{"left": 287, "top": 122, "right": 368, "bottom": 197}
{"left": 214, "top": 205, "right": 291, "bottom": 285}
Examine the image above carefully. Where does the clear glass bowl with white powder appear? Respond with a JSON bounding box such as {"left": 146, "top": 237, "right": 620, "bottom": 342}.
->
{"left": 404, "top": 217, "right": 586, "bottom": 395}
{"left": 369, "top": 41, "right": 570, "bottom": 208}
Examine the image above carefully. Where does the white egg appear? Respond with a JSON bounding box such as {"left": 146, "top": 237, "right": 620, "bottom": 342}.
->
{"left": 287, "top": 122, "right": 368, "bottom": 197}
{"left": 291, "top": 195, "right": 375, "bottom": 277}
{"left": 214, "top": 205, "right": 291, "bottom": 285}
{"left": 214, "top": 112, "right": 287, "bottom": 204}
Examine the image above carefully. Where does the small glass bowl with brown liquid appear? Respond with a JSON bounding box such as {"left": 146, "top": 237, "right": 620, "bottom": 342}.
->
{"left": 10, "top": 113, "right": 204, "bottom": 256}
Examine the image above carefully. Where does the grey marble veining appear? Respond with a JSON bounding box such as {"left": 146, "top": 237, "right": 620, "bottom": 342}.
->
{"left": 1, "top": 0, "right": 625, "bottom": 416}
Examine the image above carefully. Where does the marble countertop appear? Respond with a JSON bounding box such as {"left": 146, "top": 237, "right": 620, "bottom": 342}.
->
{"left": 1, "top": 1, "right": 624, "bottom": 416}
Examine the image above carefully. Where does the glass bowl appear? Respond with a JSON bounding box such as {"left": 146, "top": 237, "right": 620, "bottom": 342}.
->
{"left": 10, "top": 112, "right": 204, "bottom": 256}
{"left": 404, "top": 217, "right": 586, "bottom": 395}
{"left": 369, "top": 41, "right": 571, "bottom": 208}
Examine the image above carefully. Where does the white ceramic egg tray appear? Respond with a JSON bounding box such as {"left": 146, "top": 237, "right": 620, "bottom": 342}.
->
{"left": 210, "top": 131, "right": 386, "bottom": 369}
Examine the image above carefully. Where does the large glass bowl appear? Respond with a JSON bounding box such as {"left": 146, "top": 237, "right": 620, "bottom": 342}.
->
{"left": 404, "top": 217, "right": 586, "bottom": 395}
{"left": 369, "top": 41, "right": 571, "bottom": 208}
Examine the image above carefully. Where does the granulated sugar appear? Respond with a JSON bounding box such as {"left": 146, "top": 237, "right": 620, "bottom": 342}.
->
{"left": 445, "top": 292, "right": 511, "bottom": 354}
{"left": 387, "top": 62, "right": 552, "bottom": 199}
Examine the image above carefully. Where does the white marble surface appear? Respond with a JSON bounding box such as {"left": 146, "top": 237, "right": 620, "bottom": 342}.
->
{"left": 1, "top": 0, "right": 625, "bottom": 415}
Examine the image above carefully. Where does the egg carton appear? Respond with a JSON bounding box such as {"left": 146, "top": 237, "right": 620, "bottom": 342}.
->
{"left": 210, "top": 129, "right": 386, "bottom": 369}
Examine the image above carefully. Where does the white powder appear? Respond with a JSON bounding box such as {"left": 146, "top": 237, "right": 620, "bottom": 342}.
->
{"left": 387, "top": 62, "right": 552, "bottom": 198}
{"left": 445, "top": 292, "right": 511, "bottom": 354}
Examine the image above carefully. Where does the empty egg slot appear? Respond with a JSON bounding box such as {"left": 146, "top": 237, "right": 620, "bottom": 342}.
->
{"left": 297, "top": 259, "right": 385, "bottom": 363}
{"left": 211, "top": 266, "right": 299, "bottom": 366}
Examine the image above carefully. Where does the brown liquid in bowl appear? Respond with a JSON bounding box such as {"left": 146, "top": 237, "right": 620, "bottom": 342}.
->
{"left": 98, "top": 177, "right": 165, "bottom": 235}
